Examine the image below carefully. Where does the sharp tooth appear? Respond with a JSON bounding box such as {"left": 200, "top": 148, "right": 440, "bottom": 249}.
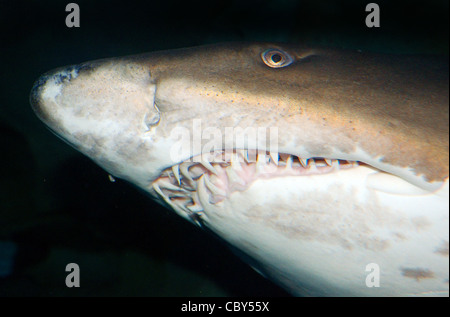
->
{"left": 172, "top": 165, "right": 181, "bottom": 185}
{"left": 152, "top": 182, "right": 163, "bottom": 196}
{"left": 269, "top": 151, "right": 279, "bottom": 165}
{"left": 256, "top": 153, "right": 267, "bottom": 172}
{"left": 168, "top": 193, "right": 190, "bottom": 199}
{"left": 331, "top": 159, "right": 339, "bottom": 168}
{"left": 154, "top": 180, "right": 198, "bottom": 224}
{"left": 308, "top": 158, "right": 318, "bottom": 170}
{"left": 243, "top": 150, "right": 249, "bottom": 162}
{"left": 256, "top": 152, "right": 266, "bottom": 162}
{"left": 299, "top": 157, "right": 308, "bottom": 167}
{"left": 197, "top": 175, "right": 211, "bottom": 206}
{"left": 225, "top": 167, "right": 246, "bottom": 186}
{"left": 203, "top": 173, "right": 226, "bottom": 197}
{"left": 200, "top": 157, "right": 219, "bottom": 175}
{"left": 231, "top": 152, "right": 243, "bottom": 171}
{"left": 222, "top": 149, "right": 233, "bottom": 163}
{"left": 285, "top": 155, "right": 293, "bottom": 169}
{"left": 324, "top": 158, "right": 332, "bottom": 166}
{"left": 152, "top": 183, "right": 172, "bottom": 205}
{"left": 179, "top": 162, "right": 194, "bottom": 182}
{"left": 214, "top": 150, "right": 226, "bottom": 164}
{"left": 236, "top": 149, "right": 250, "bottom": 163}
{"left": 158, "top": 178, "right": 190, "bottom": 192}
{"left": 209, "top": 170, "right": 225, "bottom": 187}
{"left": 247, "top": 149, "right": 258, "bottom": 163}
{"left": 186, "top": 203, "right": 204, "bottom": 213}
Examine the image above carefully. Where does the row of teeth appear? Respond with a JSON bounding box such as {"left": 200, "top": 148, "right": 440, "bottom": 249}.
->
{"left": 168, "top": 151, "right": 355, "bottom": 179}
{"left": 152, "top": 150, "right": 359, "bottom": 223}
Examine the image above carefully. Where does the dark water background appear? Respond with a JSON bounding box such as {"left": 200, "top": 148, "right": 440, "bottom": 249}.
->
{"left": 0, "top": 0, "right": 448, "bottom": 296}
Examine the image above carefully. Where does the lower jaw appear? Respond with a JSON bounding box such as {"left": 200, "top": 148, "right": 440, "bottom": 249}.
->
{"left": 150, "top": 150, "right": 449, "bottom": 296}
{"left": 190, "top": 170, "right": 449, "bottom": 296}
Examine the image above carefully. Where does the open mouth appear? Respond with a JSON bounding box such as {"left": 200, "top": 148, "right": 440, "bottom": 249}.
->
{"left": 152, "top": 150, "right": 360, "bottom": 223}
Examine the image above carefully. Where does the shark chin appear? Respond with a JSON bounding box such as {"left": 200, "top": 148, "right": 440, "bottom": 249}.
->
{"left": 151, "top": 150, "right": 449, "bottom": 296}
{"left": 30, "top": 42, "right": 449, "bottom": 296}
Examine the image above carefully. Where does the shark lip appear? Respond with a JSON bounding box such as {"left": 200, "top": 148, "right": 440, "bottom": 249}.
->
{"left": 152, "top": 149, "right": 361, "bottom": 223}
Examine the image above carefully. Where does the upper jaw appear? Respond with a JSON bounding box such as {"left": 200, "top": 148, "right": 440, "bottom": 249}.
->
{"left": 30, "top": 57, "right": 447, "bottom": 194}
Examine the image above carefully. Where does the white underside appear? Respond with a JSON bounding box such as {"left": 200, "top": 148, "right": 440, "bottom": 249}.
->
{"left": 195, "top": 165, "right": 449, "bottom": 296}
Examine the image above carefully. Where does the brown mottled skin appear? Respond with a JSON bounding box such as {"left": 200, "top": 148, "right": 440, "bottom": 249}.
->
{"left": 132, "top": 43, "right": 448, "bottom": 183}
{"left": 32, "top": 43, "right": 449, "bottom": 185}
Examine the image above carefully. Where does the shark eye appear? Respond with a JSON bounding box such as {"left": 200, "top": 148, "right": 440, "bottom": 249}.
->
{"left": 261, "top": 49, "right": 294, "bottom": 68}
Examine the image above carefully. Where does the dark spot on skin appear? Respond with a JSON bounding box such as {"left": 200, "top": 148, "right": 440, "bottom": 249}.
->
{"left": 31, "top": 75, "right": 49, "bottom": 96}
{"left": 434, "top": 241, "right": 449, "bottom": 256}
{"left": 388, "top": 122, "right": 396, "bottom": 128}
{"left": 401, "top": 267, "right": 435, "bottom": 281}
{"left": 53, "top": 74, "right": 65, "bottom": 85}
{"left": 74, "top": 63, "right": 94, "bottom": 74}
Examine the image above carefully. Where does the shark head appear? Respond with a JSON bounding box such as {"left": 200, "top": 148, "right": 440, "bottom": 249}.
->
{"left": 30, "top": 43, "right": 449, "bottom": 296}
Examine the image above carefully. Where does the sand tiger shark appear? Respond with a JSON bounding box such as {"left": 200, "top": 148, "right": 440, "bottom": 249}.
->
{"left": 30, "top": 43, "right": 449, "bottom": 296}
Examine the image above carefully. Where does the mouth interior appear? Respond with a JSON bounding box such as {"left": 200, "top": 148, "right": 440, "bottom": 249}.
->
{"left": 152, "top": 149, "right": 361, "bottom": 223}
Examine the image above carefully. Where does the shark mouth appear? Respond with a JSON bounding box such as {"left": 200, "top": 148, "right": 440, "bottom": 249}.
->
{"left": 152, "top": 150, "right": 360, "bottom": 224}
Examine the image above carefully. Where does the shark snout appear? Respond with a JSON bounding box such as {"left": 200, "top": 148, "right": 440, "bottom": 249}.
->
{"left": 30, "top": 64, "right": 91, "bottom": 127}
{"left": 29, "top": 59, "right": 160, "bottom": 172}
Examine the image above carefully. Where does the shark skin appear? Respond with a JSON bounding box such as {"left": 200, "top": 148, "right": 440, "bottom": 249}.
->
{"left": 30, "top": 43, "right": 449, "bottom": 296}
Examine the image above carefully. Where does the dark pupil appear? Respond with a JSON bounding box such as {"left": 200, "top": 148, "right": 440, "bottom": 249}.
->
{"left": 271, "top": 54, "right": 282, "bottom": 63}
